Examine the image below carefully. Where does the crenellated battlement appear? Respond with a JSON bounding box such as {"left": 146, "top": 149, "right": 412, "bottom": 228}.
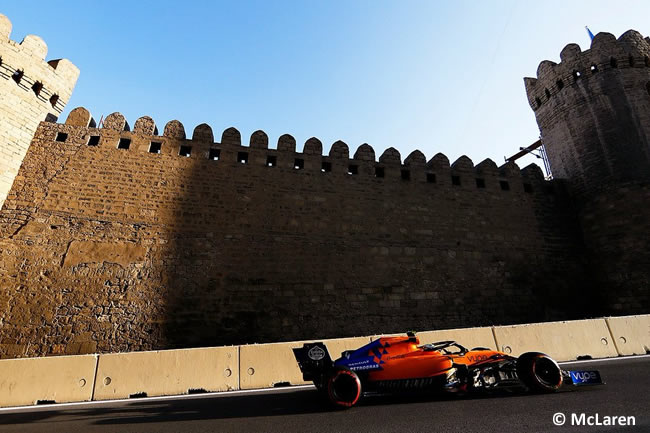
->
{"left": 0, "top": 13, "right": 79, "bottom": 210}
{"left": 0, "top": 14, "right": 79, "bottom": 114}
{"left": 524, "top": 30, "right": 650, "bottom": 111}
{"left": 56, "top": 107, "right": 549, "bottom": 194}
{"left": 524, "top": 27, "right": 650, "bottom": 194}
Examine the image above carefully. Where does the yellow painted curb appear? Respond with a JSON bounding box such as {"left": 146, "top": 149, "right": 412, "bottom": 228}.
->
{"left": 0, "top": 354, "right": 97, "bottom": 407}
{"left": 92, "top": 346, "right": 238, "bottom": 401}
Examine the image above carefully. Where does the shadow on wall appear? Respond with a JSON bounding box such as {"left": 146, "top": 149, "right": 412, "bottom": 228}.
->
{"left": 0, "top": 108, "right": 599, "bottom": 358}
{"left": 161, "top": 126, "right": 334, "bottom": 347}
{"left": 158, "top": 121, "right": 595, "bottom": 349}
{"left": 160, "top": 124, "right": 281, "bottom": 348}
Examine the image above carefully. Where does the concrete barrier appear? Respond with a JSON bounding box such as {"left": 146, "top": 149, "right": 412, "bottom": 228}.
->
{"left": 0, "top": 354, "right": 97, "bottom": 407}
{"left": 2, "top": 314, "right": 645, "bottom": 407}
{"left": 92, "top": 346, "right": 238, "bottom": 401}
{"left": 239, "top": 336, "right": 371, "bottom": 390}
{"left": 606, "top": 314, "right": 650, "bottom": 356}
{"left": 416, "top": 326, "right": 498, "bottom": 350}
{"left": 492, "top": 319, "right": 619, "bottom": 361}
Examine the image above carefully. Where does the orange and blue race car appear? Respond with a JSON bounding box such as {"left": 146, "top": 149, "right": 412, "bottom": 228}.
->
{"left": 293, "top": 332, "right": 603, "bottom": 408}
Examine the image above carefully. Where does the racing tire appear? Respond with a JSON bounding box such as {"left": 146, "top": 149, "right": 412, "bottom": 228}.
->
{"left": 326, "top": 367, "right": 362, "bottom": 408}
{"left": 516, "top": 352, "right": 563, "bottom": 393}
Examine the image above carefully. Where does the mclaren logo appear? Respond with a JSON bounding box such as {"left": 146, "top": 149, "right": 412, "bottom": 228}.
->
{"left": 308, "top": 346, "right": 326, "bottom": 361}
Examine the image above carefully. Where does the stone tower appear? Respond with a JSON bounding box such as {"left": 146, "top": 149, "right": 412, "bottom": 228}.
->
{"left": 524, "top": 30, "right": 650, "bottom": 312}
{"left": 0, "top": 13, "right": 79, "bottom": 209}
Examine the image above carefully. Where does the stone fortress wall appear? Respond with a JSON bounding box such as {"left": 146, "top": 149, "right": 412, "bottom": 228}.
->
{"left": 0, "top": 16, "right": 648, "bottom": 359}
{"left": 525, "top": 30, "right": 650, "bottom": 317}
{"left": 0, "top": 15, "right": 79, "bottom": 210}
{"left": 0, "top": 108, "right": 590, "bottom": 358}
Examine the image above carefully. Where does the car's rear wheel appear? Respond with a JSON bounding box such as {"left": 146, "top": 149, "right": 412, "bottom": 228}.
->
{"left": 517, "top": 352, "right": 563, "bottom": 392}
{"left": 327, "top": 368, "right": 362, "bottom": 408}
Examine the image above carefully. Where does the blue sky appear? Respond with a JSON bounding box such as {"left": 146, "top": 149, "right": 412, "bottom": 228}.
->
{"left": 3, "top": 1, "right": 649, "bottom": 171}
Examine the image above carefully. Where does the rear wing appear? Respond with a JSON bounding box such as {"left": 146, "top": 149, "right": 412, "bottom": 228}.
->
{"left": 292, "top": 342, "right": 333, "bottom": 381}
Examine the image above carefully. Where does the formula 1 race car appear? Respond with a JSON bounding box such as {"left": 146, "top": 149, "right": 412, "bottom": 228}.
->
{"left": 293, "top": 332, "right": 603, "bottom": 408}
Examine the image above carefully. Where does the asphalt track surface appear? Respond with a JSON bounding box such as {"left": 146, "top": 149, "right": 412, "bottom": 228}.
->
{"left": 1, "top": 356, "right": 648, "bottom": 433}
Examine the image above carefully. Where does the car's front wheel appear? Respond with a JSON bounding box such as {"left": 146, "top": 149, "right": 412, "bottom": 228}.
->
{"left": 517, "top": 352, "right": 563, "bottom": 392}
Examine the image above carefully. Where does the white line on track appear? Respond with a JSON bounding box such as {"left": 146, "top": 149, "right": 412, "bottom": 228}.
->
{"left": 1, "top": 354, "right": 648, "bottom": 413}
{"left": 559, "top": 354, "right": 650, "bottom": 366}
